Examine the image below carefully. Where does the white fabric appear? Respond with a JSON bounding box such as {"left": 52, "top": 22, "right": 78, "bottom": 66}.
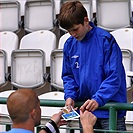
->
{"left": 46, "top": 122, "right": 56, "bottom": 133}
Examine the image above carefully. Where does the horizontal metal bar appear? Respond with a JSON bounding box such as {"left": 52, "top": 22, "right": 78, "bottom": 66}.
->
{"left": 0, "top": 97, "right": 133, "bottom": 110}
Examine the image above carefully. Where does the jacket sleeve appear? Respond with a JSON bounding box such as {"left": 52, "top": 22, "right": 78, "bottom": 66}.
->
{"left": 62, "top": 40, "right": 79, "bottom": 101}
{"left": 92, "top": 34, "right": 126, "bottom": 106}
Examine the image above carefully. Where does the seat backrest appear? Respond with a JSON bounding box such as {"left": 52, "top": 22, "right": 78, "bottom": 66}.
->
{"left": 121, "top": 50, "right": 132, "bottom": 88}
{"left": 110, "top": 28, "right": 133, "bottom": 68}
{"left": 11, "top": 49, "right": 46, "bottom": 88}
{"left": 50, "top": 49, "right": 64, "bottom": 91}
{"left": 111, "top": 28, "right": 133, "bottom": 88}
{"left": 0, "top": 0, "right": 21, "bottom": 32}
{"left": 24, "top": 0, "right": 55, "bottom": 33}
{"left": 125, "top": 101, "right": 133, "bottom": 130}
{"left": 19, "top": 30, "right": 56, "bottom": 67}
{"left": 0, "top": 50, "right": 7, "bottom": 86}
{"left": 58, "top": 33, "right": 71, "bottom": 49}
{"left": 111, "top": 28, "right": 133, "bottom": 50}
{"left": 0, "top": 90, "right": 15, "bottom": 131}
{"left": 38, "top": 91, "right": 64, "bottom": 115}
{"left": 0, "top": 31, "right": 19, "bottom": 67}
{"left": 96, "top": 0, "right": 132, "bottom": 31}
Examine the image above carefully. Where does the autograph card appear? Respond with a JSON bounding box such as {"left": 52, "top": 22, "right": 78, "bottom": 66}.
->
{"left": 62, "top": 106, "right": 80, "bottom": 121}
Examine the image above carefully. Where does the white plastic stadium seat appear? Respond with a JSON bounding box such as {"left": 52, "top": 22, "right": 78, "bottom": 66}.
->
{"left": 96, "top": 0, "right": 132, "bottom": 31}
{"left": 0, "top": 31, "right": 19, "bottom": 67}
{"left": 19, "top": 30, "right": 56, "bottom": 67}
{"left": 111, "top": 28, "right": 133, "bottom": 87}
{"left": 121, "top": 50, "right": 132, "bottom": 88}
{"left": 0, "top": 0, "right": 21, "bottom": 32}
{"left": 0, "top": 90, "right": 15, "bottom": 132}
{"left": 24, "top": 0, "right": 56, "bottom": 33}
{"left": 58, "top": 33, "right": 71, "bottom": 49}
{"left": 111, "top": 28, "right": 133, "bottom": 51}
{"left": 125, "top": 101, "right": 133, "bottom": 131}
{"left": 0, "top": 50, "right": 7, "bottom": 87}
{"left": 11, "top": 49, "right": 46, "bottom": 89}
{"left": 50, "top": 49, "right": 64, "bottom": 91}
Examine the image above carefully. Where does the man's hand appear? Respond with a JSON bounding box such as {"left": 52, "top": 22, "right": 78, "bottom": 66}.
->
{"left": 51, "top": 110, "right": 67, "bottom": 127}
{"left": 80, "top": 109, "right": 97, "bottom": 133}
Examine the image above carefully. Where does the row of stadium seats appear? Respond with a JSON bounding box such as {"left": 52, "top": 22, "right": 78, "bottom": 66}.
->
{"left": 0, "top": 30, "right": 58, "bottom": 89}
{"left": 0, "top": 0, "right": 133, "bottom": 34}
{"left": 0, "top": 28, "right": 133, "bottom": 92}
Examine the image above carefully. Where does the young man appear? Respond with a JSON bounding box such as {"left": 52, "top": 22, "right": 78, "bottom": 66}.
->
{"left": 1, "top": 89, "right": 96, "bottom": 133}
{"left": 58, "top": 1, "right": 127, "bottom": 131}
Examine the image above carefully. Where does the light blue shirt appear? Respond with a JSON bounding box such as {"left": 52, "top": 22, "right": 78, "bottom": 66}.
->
{"left": 1, "top": 128, "right": 33, "bottom": 133}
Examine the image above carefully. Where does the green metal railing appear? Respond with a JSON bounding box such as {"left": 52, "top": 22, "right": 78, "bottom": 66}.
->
{"left": 0, "top": 97, "right": 133, "bottom": 132}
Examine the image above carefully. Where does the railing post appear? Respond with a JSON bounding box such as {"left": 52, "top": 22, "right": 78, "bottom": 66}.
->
{"left": 70, "top": 129, "right": 75, "bottom": 133}
{"left": 6, "top": 124, "right": 11, "bottom": 131}
{"left": 109, "top": 107, "right": 117, "bottom": 131}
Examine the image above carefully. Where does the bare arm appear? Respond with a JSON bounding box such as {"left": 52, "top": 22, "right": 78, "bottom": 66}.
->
{"left": 80, "top": 109, "right": 97, "bottom": 133}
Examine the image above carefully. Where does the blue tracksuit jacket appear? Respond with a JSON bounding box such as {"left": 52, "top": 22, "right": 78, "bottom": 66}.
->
{"left": 62, "top": 22, "right": 127, "bottom": 118}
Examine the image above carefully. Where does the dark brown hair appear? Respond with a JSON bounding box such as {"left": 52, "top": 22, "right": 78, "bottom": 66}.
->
{"left": 58, "top": 1, "right": 87, "bottom": 30}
